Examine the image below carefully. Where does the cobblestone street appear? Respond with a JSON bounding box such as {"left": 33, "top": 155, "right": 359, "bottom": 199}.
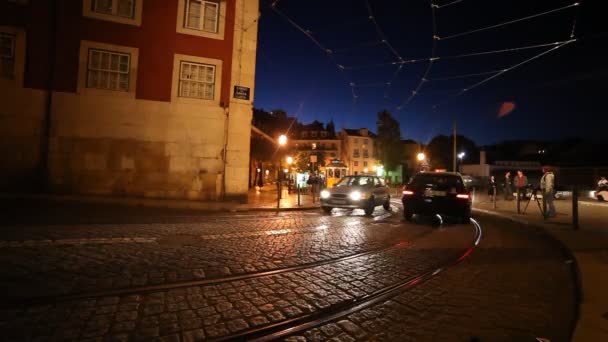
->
{"left": 0, "top": 199, "right": 577, "bottom": 341}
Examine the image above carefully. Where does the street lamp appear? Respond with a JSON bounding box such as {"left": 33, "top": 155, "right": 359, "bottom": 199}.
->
{"left": 417, "top": 152, "right": 426, "bottom": 162}
{"left": 277, "top": 135, "right": 288, "bottom": 206}
{"left": 286, "top": 156, "right": 293, "bottom": 165}
{"left": 457, "top": 152, "right": 465, "bottom": 173}
{"left": 278, "top": 134, "right": 287, "bottom": 146}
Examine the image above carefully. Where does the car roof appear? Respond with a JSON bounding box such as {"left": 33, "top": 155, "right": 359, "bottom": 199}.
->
{"left": 416, "top": 172, "right": 461, "bottom": 177}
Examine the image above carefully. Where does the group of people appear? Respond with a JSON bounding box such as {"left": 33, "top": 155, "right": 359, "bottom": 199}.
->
{"left": 487, "top": 167, "right": 556, "bottom": 218}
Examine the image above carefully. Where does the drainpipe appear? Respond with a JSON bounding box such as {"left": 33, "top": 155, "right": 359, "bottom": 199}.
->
{"left": 221, "top": 105, "right": 229, "bottom": 200}
{"left": 40, "top": 0, "right": 58, "bottom": 192}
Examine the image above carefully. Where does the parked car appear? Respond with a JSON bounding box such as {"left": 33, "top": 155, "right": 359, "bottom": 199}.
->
{"left": 320, "top": 175, "right": 390, "bottom": 215}
{"left": 402, "top": 172, "right": 472, "bottom": 223}
{"left": 461, "top": 174, "right": 481, "bottom": 189}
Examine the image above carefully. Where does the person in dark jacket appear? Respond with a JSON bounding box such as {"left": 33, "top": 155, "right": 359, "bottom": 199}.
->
{"left": 503, "top": 172, "right": 513, "bottom": 200}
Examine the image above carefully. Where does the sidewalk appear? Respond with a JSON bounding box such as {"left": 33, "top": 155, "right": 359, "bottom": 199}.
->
{"left": 0, "top": 187, "right": 320, "bottom": 213}
{"left": 473, "top": 194, "right": 608, "bottom": 341}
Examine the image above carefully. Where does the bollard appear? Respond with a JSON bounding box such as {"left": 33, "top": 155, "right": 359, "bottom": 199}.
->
{"left": 277, "top": 181, "right": 281, "bottom": 209}
{"left": 572, "top": 186, "right": 579, "bottom": 230}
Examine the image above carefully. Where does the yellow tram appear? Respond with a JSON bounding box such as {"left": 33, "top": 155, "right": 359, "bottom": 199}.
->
{"left": 322, "top": 160, "right": 348, "bottom": 188}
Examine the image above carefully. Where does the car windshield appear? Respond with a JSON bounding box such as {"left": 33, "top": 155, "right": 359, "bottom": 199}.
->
{"left": 335, "top": 176, "right": 374, "bottom": 187}
{"left": 411, "top": 174, "right": 465, "bottom": 191}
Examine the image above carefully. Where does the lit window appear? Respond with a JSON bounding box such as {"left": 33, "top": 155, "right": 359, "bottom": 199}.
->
{"left": 87, "top": 49, "right": 130, "bottom": 91}
{"left": 185, "top": 0, "right": 219, "bottom": 33}
{"left": 353, "top": 149, "right": 360, "bottom": 158}
{"left": 354, "top": 161, "right": 359, "bottom": 167}
{"left": 178, "top": 61, "right": 215, "bottom": 99}
{"left": 363, "top": 161, "right": 368, "bottom": 167}
{"left": 312, "top": 143, "right": 317, "bottom": 150}
{"left": 0, "top": 32, "right": 15, "bottom": 80}
{"left": 91, "top": 0, "right": 135, "bottom": 18}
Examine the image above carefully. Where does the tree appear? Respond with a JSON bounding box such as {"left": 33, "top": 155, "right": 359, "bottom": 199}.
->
{"left": 293, "top": 151, "right": 326, "bottom": 173}
{"left": 376, "top": 110, "right": 402, "bottom": 172}
{"left": 427, "top": 135, "right": 478, "bottom": 171}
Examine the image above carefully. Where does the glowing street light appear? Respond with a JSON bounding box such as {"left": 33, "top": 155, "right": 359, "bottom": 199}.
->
{"left": 417, "top": 152, "right": 426, "bottom": 161}
{"left": 286, "top": 156, "right": 293, "bottom": 165}
{"left": 278, "top": 134, "right": 287, "bottom": 146}
{"left": 458, "top": 152, "right": 465, "bottom": 160}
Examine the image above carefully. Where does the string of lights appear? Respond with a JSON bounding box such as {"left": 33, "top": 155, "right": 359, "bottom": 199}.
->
{"left": 396, "top": 0, "right": 438, "bottom": 111}
{"left": 431, "top": 39, "right": 577, "bottom": 109}
{"left": 438, "top": 2, "right": 580, "bottom": 40}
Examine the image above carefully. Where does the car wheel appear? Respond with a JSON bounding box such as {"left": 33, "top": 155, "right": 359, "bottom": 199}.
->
{"left": 404, "top": 211, "right": 413, "bottom": 222}
{"left": 321, "top": 206, "right": 333, "bottom": 214}
{"left": 383, "top": 196, "right": 391, "bottom": 211}
{"left": 598, "top": 195, "right": 605, "bottom": 202}
{"left": 364, "top": 198, "right": 375, "bottom": 216}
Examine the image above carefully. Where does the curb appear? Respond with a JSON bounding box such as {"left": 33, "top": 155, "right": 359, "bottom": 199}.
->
{"left": 473, "top": 208, "right": 583, "bottom": 342}
{"left": 0, "top": 193, "right": 320, "bottom": 213}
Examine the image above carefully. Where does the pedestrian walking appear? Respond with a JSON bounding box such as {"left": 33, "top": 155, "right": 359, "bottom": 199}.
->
{"left": 503, "top": 171, "right": 513, "bottom": 200}
{"left": 515, "top": 170, "right": 528, "bottom": 213}
{"left": 488, "top": 176, "right": 497, "bottom": 195}
{"left": 540, "top": 167, "right": 556, "bottom": 218}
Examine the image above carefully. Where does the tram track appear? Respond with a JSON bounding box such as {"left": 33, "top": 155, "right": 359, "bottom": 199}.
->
{"left": 212, "top": 218, "right": 483, "bottom": 342}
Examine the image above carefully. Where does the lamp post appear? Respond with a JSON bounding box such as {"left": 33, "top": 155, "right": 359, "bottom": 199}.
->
{"left": 277, "top": 135, "right": 287, "bottom": 208}
{"left": 457, "top": 152, "right": 465, "bottom": 173}
{"left": 286, "top": 156, "right": 293, "bottom": 194}
{"left": 417, "top": 152, "right": 426, "bottom": 172}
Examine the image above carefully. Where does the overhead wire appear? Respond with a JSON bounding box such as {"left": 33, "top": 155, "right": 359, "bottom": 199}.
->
{"left": 431, "top": 39, "right": 577, "bottom": 109}
{"left": 343, "top": 40, "right": 576, "bottom": 69}
{"left": 438, "top": 2, "right": 580, "bottom": 40}
{"left": 435, "top": 0, "right": 464, "bottom": 9}
{"left": 396, "top": 0, "right": 438, "bottom": 110}
{"left": 428, "top": 69, "right": 505, "bottom": 81}
{"left": 269, "top": 1, "right": 360, "bottom": 101}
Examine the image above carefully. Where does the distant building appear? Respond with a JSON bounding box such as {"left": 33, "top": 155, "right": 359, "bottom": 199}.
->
{"left": 0, "top": 0, "right": 259, "bottom": 201}
{"left": 292, "top": 121, "right": 340, "bottom": 167}
{"left": 340, "top": 128, "right": 378, "bottom": 175}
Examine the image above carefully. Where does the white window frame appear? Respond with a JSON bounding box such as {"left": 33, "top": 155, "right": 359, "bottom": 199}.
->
{"left": 77, "top": 40, "right": 139, "bottom": 98}
{"left": 86, "top": 48, "right": 131, "bottom": 92}
{"left": 178, "top": 61, "right": 216, "bottom": 100}
{"left": 172, "top": 53, "right": 222, "bottom": 105}
{"left": 176, "top": 0, "right": 226, "bottom": 40}
{"left": 184, "top": 0, "right": 219, "bottom": 33}
{"left": 83, "top": 0, "right": 143, "bottom": 26}
{"left": 0, "top": 26, "right": 26, "bottom": 87}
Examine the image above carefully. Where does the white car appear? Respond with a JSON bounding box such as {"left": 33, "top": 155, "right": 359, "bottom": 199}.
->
{"left": 595, "top": 188, "right": 608, "bottom": 201}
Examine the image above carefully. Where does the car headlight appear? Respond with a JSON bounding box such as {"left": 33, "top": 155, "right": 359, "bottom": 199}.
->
{"left": 349, "top": 191, "right": 362, "bottom": 201}
{"left": 320, "top": 190, "right": 331, "bottom": 199}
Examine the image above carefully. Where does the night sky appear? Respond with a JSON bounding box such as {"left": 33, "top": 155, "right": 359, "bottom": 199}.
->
{"left": 253, "top": 0, "right": 607, "bottom": 145}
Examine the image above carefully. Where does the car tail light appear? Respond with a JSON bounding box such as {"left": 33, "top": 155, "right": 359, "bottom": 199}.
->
{"left": 403, "top": 190, "right": 415, "bottom": 196}
{"left": 456, "top": 194, "right": 470, "bottom": 199}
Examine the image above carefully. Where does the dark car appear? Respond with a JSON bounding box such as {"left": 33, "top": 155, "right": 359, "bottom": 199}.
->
{"left": 402, "top": 172, "right": 472, "bottom": 223}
